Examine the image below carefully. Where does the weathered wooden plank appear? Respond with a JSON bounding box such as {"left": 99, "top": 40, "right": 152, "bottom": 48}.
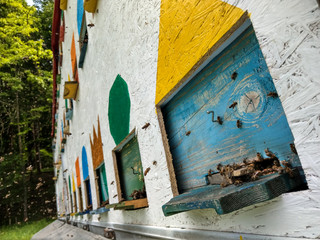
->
{"left": 161, "top": 25, "right": 305, "bottom": 193}
{"left": 162, "top": 170, "right": 305, "bottom": 216}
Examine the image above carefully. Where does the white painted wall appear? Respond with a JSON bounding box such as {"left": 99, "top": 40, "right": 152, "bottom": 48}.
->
{"left": 54, "top": 0, "right": 320, "bottom": 238}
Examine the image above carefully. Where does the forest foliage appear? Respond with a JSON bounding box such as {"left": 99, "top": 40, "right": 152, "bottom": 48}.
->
{"left": 0, "top": 0, "right": 55, "bottom": 225}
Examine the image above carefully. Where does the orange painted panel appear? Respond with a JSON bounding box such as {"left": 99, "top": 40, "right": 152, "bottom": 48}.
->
{"left": 90, "top": 117, "right": 104, "bottom": 169}
{"left": 70, "top": 33, "right": 77, "bottom": 77}
{"left": 75, "top": 157, "right": 81, "bottom": 187}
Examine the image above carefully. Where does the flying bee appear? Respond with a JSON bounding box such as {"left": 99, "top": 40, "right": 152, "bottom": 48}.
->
{"left": 87, "top": 23, "right": 95, "bottom": 28}
{"left": 217, "top": 116, "right": 223, "bottom": 125}
{"left": 185, "top": 130, "right": 191, "bottom": 136}
{"left": 267, "top": 92, "right": 278, "bottom": 98}
{"left": 229, "top": 102, "right": 238, "bottom": 109}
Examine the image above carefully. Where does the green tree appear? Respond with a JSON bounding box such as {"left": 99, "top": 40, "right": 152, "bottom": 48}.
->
{"left": 0, "top": 0, "right": 55, "bottom": 225}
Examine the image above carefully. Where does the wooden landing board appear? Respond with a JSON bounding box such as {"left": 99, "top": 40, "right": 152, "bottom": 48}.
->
{"left": 89, "top": 207, "right": 109, "bottom": 215}
{"left": 162, "top": 171, "right": 305, "bottom": 216}
{"left": 114, "top": 198, "right": 148, "bottom": 210}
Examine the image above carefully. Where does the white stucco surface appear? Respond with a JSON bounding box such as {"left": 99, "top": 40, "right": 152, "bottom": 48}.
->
{"left": 54, "top": 0, "right": 320, "bottom": 238}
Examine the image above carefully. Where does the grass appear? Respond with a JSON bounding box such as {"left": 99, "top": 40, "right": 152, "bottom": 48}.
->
{"left": 0, "top": 218, "right": 55, "bottom": 240}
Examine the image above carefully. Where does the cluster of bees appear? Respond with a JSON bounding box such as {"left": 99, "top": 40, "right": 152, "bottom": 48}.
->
{"left": 211, "top": 149, "right": 295, "bottom": 188}
{"left": 129, "top": 187, "right": 146, "bottom": 200}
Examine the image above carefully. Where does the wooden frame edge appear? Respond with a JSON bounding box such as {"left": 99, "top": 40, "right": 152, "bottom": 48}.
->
{"left": 112, "top": 150, "right": 122, "bottom": 203}
{"left": 156, "top": 105, "right": 179, "bottom": 197}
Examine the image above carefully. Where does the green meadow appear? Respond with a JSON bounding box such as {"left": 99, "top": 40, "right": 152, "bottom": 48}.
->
{"left": 0, "top": 219, "right": 54, "bottom": 240}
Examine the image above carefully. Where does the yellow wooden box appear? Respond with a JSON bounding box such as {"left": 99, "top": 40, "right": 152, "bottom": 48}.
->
{"left": 84, "top": 0, "right": 98, "bottom": 13}
{"left": 60, "top": 0, "right": 67, "bottom": 10}
{"left": 63, "top": 81, "right": 79, "bottom": 99}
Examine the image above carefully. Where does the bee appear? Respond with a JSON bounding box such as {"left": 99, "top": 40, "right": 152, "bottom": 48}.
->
{"left": 237, "top": 119, "right": 242, "bottom": 128}
{"left": 234, "top": 179, "right": 243, "bottom": 185}
{"left": 87, "top": 23, "right": 95, "bottom": 28}
{"left": 229, "top": 102, "right": 238, "bottom": 109}
{"left": 251, "top": 170, "right": 262, "bottom": 181}
{"left": 152, "top": 160, "right": 157, "bottom": 166}
{"left": 273, "top": 159, "right": 281, "bottom": 167}
{"left": 261, "top": 168, "right": 273, "bottom": 175}
{"left": 231, "top": 72, "right": 238, "bottom": 80}
{"left": 142, "top": 123, "right": 150, "bottom": 130}
{"left": 281, "top": 160, "right": 292, "bottom": 168}
{"left": 110, "top": 181, "right": 114, "bottom": 185}
{"left": 290, "top": 143, "right": 298, "bottom": 155}
{"left": 265, "top": 148, "right": 276, "bottom": 158}
{"left": 267, "top": 92, "right": 278, "bottom": 98}
{"left": 185, "top": 130, "right": 191, "bottom": 136}
{"left": 144, "top": 167, "right": 151, "bottom": 176}
{"left": 217, "top": 116, "right": 223, "bottom": 125}
{"left": 285, "top": 167, "right": 295, "bottom": 178}
{"left": 256, "top": 152, "right": 264, "bottom": 162}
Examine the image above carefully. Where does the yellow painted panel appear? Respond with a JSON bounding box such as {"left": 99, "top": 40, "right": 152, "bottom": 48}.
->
{"left": 72, "top": 171, "right": 76, "bottom": 192}
{"left": 60, "top": 0, "right": 67, "bottom": 10}
{"left": 84, "top": 0, "right": 98, "bottom": 13}
{"left": 156, "top": 0, "right": 245, "bottom": 104}
{"left": 63, "top": 81, "right": 79, "bottom": 99}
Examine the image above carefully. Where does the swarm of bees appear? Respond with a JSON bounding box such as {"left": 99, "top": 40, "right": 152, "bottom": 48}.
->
{"left": 213, "top": 149, "right": 295, "bottom": 188}
{"left": 129, "top": 186, "right": 146, "bottom": 200}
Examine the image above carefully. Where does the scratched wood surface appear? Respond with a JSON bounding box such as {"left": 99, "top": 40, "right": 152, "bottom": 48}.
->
{"left": 162, "top": 25, "right": 305, "bottom": 193}
{"left": 163, "top": 171, "right": 304, "bottom": 216}
{"left": 116, "top": 136, "right": 145, "bottom": 200}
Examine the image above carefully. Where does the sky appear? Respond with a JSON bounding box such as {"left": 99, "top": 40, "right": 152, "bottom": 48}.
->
{"left": 26, "top": 0, "right": 34, "bottom": 6}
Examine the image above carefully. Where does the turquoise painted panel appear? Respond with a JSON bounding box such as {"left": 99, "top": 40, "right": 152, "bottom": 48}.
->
{"left": 96, "top": 163, "right": 109, "bottom": 203}
{"left": 77, "top": 0, "right": 84, "bottom": 36}
{"left": 99, "top": 163, "right": 109, "bottom": 201}
{"left": 82, "top": 146, "right": 89, "bottom": 180}
{"left": 116, "top": 136, "right": 145, "bottom": 200}
{"left": 162, "top": 25, "right": 305, "bottom": 193}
